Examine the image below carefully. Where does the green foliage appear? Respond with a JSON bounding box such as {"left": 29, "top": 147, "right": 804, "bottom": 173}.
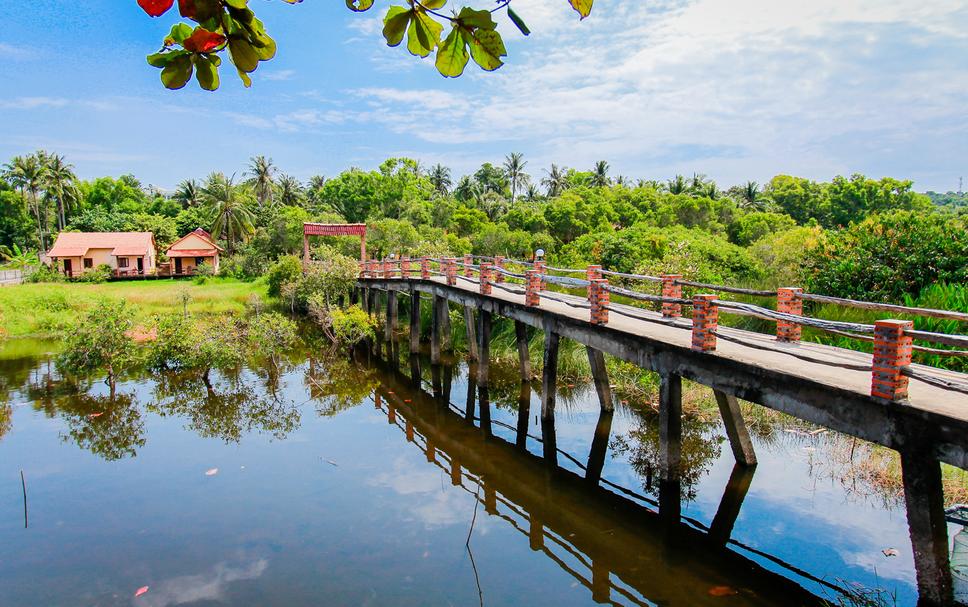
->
{"left": 749, "top": 226, "right": 824, "bottom": 288}
{"left": 249, "top": 311, "right": 298, "bottom": 367}
{"left": 147, "top": 313, "right": 248, "bottom": 374}
{"left": 76, "top": 264, "right": 114, "bottom": 284}
{"left": 266, "top": 255, "right": 303, "bottom": 298}
{"left": 24, "top": 264, "right": 64, "bottom": 284}
{"left": 328, "top": 305, "right": 377, "bottom": 346}
{"left": 807, "top": 211, "right": 968, "bottom": 303}
{"left": 728, "top": 211, "right": 797, "bottom": 246}
{"left": 56, "top": 300, "right": 137, "bottom": 386}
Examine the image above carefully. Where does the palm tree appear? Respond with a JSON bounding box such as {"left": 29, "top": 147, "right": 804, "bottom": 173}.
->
{"left": 542, "top": 164, "right": 569, "bottom": 198}
{"left": 246, "top": 155, "right": 276, "bottom": 209}
{"left": 735, "top": 181, "right": 770, "bottom": 210}
{"left": 277, "top": 174, "right": 304, "bottom": 207}
{"left": 638, "top": 179, "right": 662, "bottom": 190}
{"left": 174, "top": 179, "right": 203, "bottom": 208}
{"left": 524, "top": 183, "right": 542, "bottom": 202}
{"left": 590, "top": 160, "right": 611, "bottom": 188}
{"left": 701, "top": 182, "right": 720, "bottom": 200}
{"left": 502, "top": 153, "right": 528, "bottom": 203}
{"left": 201, "top": 173, "right": 256, "bottom": 254}
{"left": 688, "top": 172, "right": 709, "bottom": 193}
{"left": 428, "top": 164, "right": 452, "bottom": 196}
{"left": 666, "top": 174, "right": 688, "bottom": 195}
{"left": 454, "top": 175, "right": 477, "bottom": 202}
{"left": 43, "top": 154, "right": 79, "bottom": 230}
{"left": 3, "top": 154, "right": 48, "bottom": 250}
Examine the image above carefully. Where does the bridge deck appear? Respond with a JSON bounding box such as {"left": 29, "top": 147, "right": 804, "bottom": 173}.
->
{"left": 362, "top": 276, "right": 968, "bottom": 469}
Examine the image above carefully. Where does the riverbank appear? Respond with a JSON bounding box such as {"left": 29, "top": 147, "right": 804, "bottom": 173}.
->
{"left": 0, "top": 278, "right": 267, "bottom": 338}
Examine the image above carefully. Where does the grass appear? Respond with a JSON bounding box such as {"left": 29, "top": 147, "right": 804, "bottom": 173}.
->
{"left": 0, "top": 278, "right": 267, "bottom": 338}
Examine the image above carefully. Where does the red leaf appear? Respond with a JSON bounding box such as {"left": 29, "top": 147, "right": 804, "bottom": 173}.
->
{"left": 178, "top": 0, "right": 196, "bottom": 18}
{"left": 708, "top": 586, "right": 738, "bottom": 597}
{"left": 137, "top": 0, "right": 174, "bottom": 17}
{"left": 183, "top": 29, "right": 226, "bottom": 53}
{"left": 134, "top": 586, "right": 150, "bottom": 598}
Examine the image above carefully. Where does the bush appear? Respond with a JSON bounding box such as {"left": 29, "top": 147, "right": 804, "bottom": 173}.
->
{"left": 328, "top": 305, "right": 377, "bottom": 346}
{"left": 76, "top": 264, "right": 113, "bottom": 284}
{"left": 266, "top": 255, "right": 303, "bottom": 297}
{"left": 24, "top": 264, "right": 63, "bottom": 283}
{"left": 249, "top": 311, "right": 297, "bottom": 367}
{"left": 56, "top": 300, "right": 137, "bottom": 388}
{"left": 193, "top": 262, "right": 215, "bottom": 284}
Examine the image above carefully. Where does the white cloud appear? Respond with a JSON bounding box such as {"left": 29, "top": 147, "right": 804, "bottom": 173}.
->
{"left": 0, "top": 42, "right": 32, "bottom": 59}
{"left": 263, "top": 69, "right": 296, "bottom": 81}
{"left": 225, "top": 108, "right": 346, "bottom": 132}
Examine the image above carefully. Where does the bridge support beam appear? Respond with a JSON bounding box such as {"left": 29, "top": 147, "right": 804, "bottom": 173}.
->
{"left": 385, "top": 291, "right": 397, "bottom": 343}
{"left": 900, "top": 451, "right": 953, "bottom": 607}
{"left": 516, "top": 382, "right": 531, "bottom": 449}
{"left": 409, "top": 291, "right": 421, "bottom": 354}
{"left": 659, "top": 373, "right": 683, "bottom": 525}
{"left": 713, "top": 390, "right": 757, "bottom": 466}
{"left": 431, "top": 295, "right": 446, "bottom": 364}
{"left": 541, "top": 331, "right": 560, "bottom": 420}
{"left": 586, "top": 347, "right": 613, "bottom": 412}
{"left": 477, "top": 310, "right": 492, "bottom": 386}
{"left": 515, "top": 320, "right": 531, "bottom": 380}
{"left": 709, "top": 463, "right": 757, "bottom": 546}
{"left": 586, "top": 408, "right": 614, "bottom": 485}
{"left": 464, "top": 305, "right": 478, "bottom": 361}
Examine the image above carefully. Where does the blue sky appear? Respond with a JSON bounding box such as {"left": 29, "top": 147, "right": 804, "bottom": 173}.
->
{"left": 1, "top": 0, "right": 967, "bottom": 191}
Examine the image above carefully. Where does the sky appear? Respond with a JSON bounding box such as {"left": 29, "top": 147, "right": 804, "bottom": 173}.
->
{"left": 1, "top": 0, "right": 967, "bottom": 192}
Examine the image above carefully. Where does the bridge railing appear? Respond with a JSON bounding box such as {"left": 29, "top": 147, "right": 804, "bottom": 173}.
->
{"left": 358, "top": 256, "right": 968, "bottom": 402}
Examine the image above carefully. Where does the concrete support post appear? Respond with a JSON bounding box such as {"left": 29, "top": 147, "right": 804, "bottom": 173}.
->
{"left": 586, "top": 408, "right": 614, "bottom": 484}
{"left": 661, "top": 274, "right": 683, "bottom": 318}
{"left": 400, "top": 257, "right": 411, "bottom": 279}
{"left": 900, "top": 450, "right": 953, "bottom": 607}
{"left": 431, "top": 295, "right": 445, "bottom": 364}
{"left": 776, "top": 287, "right": 803, "bottom": 342}
{"left": 659, "top": 373, "right": 683, "bottom": 480}
{"left": 586, "top": 347, "right": 614, "bottom": 412}
{"left": 463, "top": 254, "right": 473, "bottom": 278}
{"left": 589, "top": 278, "right": 609, "bottom": 325}
{"left": 713, "top": 390, "right": 757, "bottom": 466}
{"left": 445, "top": 258, "right": 457, "bottom": 286}
{"left": 477, "top": 310, "right": 492, "bottom": 386}
{"left": 691, "top": 294, "right": 719, "bottom": 352}
{"left": 516, "top": 382, "right": 531, "bottom": 448}
{"left": 420, "top": 257, "right": 430, "bottom": 280}
{"left": 586, "top": 265, "right": 602, "bottom": 301}
{"left": 479, "top": 262, "right": 493, "bottom": 295}
{"left": 525, "top": 270, "right": 541, "bottom": 307}
{"left": 409, "top": 291, "right": 421, "bottom": 354}
{"left": 464, "top": 306, "right": 478, "bottom": 362}
{"left": 494, "top": 256, "right": 505, "bottom": 283}
{"left": 872, "top": 319, "right": 914, "bottom": 401}
{"left": 709, "top": 463, "right": 757, "bottom": 546}
{"left": 385, "top": 291, "right": 397, "bottom": 343}
{"left": 541, "top": 330, "right": 560, "bottom": 420}
{"left": 515, "top": 321, "right": 531, "bottom": 381}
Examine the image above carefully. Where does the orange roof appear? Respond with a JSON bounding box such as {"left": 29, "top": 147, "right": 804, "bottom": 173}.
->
{"left": 48, "top": 232, "right": 155, "bottom": 258}
{"left": 166, "top": 228, "right": 223, "bottom": 254}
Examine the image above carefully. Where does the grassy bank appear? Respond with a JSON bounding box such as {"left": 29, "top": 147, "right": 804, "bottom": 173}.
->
{"left": 0, "top": 278, "right": 267, "bottom": 338}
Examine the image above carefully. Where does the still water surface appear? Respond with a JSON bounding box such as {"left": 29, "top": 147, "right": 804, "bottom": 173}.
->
{"left": 0, "top": 338, "right": 929, "bottom": 605}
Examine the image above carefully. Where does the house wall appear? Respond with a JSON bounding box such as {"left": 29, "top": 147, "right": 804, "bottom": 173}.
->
{"left": 175, "top": 256, "right": 217, "bottom": 274}
{"left": 167, "top": 233, "right": 219, "bottom": 274}
{"left": 85, "top": 248, "right": 116, "bottom": 270}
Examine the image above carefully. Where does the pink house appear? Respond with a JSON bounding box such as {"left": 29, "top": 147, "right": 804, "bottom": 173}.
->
{"left": 163, "top": 228, "right": 223, "bottom": 275}
{"left": 47, "top": 232, "right": 157, "bottom": 277}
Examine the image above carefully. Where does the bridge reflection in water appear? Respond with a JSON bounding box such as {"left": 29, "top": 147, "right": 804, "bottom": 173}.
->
{"left": 361, "top": 348, "right": 846, "bottom": 607}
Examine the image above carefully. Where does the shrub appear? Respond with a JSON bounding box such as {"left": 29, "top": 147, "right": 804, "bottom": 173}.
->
{"left": 56, "top": 300, "right": 137, "bottom": 389}
{"left": 249, "top": 312, "right": 297, "bottom": 367}
{"left": 147, "top": 313, "right": 248, "bottom": 377}
{"left": 266, "top": 255, "right": 303, "bottom": 297}
{"left": 76, "top": 264, "right": 113, "bottom": 284}
{"left": 25, "top": 264, "right": 64, "bottom": 283}
{"left": 193, "top": 261, "right": 215, "bottom": 284}
{"left": 327, "top": 305, "right": 377, "bottom": 346}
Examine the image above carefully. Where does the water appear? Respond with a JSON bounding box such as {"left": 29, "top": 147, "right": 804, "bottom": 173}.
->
{"left": 0, "top": 338, "right": 942, "bottom": 606}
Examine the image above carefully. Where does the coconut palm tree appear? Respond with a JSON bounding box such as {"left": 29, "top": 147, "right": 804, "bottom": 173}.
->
{"left": 737, "top": 180, "right": 767, "bottom": 210}
{"left": 3, "top": 154, "right": 48, "bottom": 250}
{"left": 590, "top": 160, "right": 611, "bottom": 188}
{"left": 524, "top": 183, "right": 542, "bottom": 202}
{"left": 701, "top": 182, "right": 720, "bottom": 200}
{"left": 201, "top": 173, "right": 256, "bottom": 254}
{"left": 277, "top": 174, "right": 304, "bottom": 207}
{"left": 174, "top": 179, "right": 203, "bottom": 208}
{"left": 542, "top": 164, "right": 569, "bottom": 198}
{"left": 502, "top": 153, "right": 528, "bottom": 203}
{"left": 246, "top": 155, "right": 276, "bottom": 209}
{"left": 638, "top": 179, "right": 662, "bottom": 190}
{"left": 43, "top": 154, "right": 79, "bottom": 230}
{"left": 666, "top": 174, "right": 688, "bottom": 195}
{"left": 427, "top": 164, "right": 452, "bottom": 196}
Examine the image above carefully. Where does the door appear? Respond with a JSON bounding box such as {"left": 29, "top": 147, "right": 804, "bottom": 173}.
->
{"left": 63, "top": 259, "right": 72, "bottom": 277}
{"left": 137, "top": 257, "right": 144, "bottom": 274}
{"left": 174, "top": 258, "right": 182, "bottom": 274}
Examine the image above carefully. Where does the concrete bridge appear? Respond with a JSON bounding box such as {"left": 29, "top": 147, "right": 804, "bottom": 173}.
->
{"left": 354, "top": 256, "right": 968, "bottom": 607}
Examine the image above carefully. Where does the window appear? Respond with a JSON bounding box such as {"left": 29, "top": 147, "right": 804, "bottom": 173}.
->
{"left": 118, "top": 258, "right": 129, "bottom": 268}
{"left": 195, "top": 257, "right": 205, "bottom": 266}
{"left": 83, "top": 258, "right": 93, "bottom": 269}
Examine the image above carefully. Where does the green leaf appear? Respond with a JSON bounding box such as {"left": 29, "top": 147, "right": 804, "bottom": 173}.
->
{"left": 165, "top": 23, "right": 193, "bottom": 45}
{"left": 147, "top": 52, "right": 172, "bottom": 68}
{"left": 236, "top": 68, "right": 253, "bottom": 87}
{"left": 223, "top": 0, "right": 248, "bottom": 8}
{"left": 382, "top": 6, "right": 412, "bottom": 47}
{"left": 507, "top": 7, "right": 530, "bottom": 36}
{"left": 457, "top": 7, "right": 496, "bottom": 30}
{"left": 229, "top": 37, "right": 260, "bottom": 72}
{"left": 345, "top": 0, "right": 374, "bottom": 11}
{"left": 161, "top": 54, "right": 193, "bottom": 90}
{"left": 435, "top": 27, "right": 469, "bottom": 78}
{"left": 422, "top": 0, "right": 447, "bottom": 8}
{"left": 407, "top": 10, "right": 443, "bottom": 58}
{"left": 194, "top": 55, "right": 220, "bottom": 90}
{"left": 568, "top": 0, "right": 593, "bottom": 19}
{"left": 464, "top": 28, "right": 505, "bottom": 71}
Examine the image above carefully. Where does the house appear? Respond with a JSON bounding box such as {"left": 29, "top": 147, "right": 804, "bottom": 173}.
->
{"left": 47, "top": 232, "right": 157, "bottom": 277}
{"left": 163, "top": 228, "right": 223, "bottom": 275}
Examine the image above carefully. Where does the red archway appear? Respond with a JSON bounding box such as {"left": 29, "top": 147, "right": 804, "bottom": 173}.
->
{"left": 303, "top": 223, "right": 367, "bottom": 265}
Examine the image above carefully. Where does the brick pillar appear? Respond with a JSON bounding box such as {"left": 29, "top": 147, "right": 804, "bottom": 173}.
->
{"left": 691, "top": 294, "right": 719, "bottom": 352}
{"left": 400, "top": 257, "right": 411, "bottom": 279}
{"left": 420, "top": 257, "right": 430, "bottom": 280}
{"left": 480, "top": 263, "right": 493, "bottom": 295}
{"left": 872, "top": 319, "right": 914, "bottom": 401}
{"left": 383, "top": 260, "right": 392, "bottom": 280}
{"left": 586, "top": 265, "right": 602, "bottom": 301}
{"left": 494, "top": 256, "right": 505, "bottom": 283}
{"left": 662, "top": 274, "right": 683, "bottom": 318}
{"left": 365, "top": 260, "right": 374, "bottom": 278}
{"left": 589, "top": 279, "right": 609, "bottom": 325}
{"left": 776, "top": 287, "right": 803, "bottom": 342}
{"left": 525, "top": 270, "right": 541, "bottom": 307}
{"left": 534, "top": 260, "right": 546, "bottom": 290}
{"left": 358, "top": 262, "right": 365, "bottom": 278}
{"left": 445, "top": 258, "right": 457, "bottom": 286}
{"left": 462, "top": 254, "right": 473, "bottom": 278}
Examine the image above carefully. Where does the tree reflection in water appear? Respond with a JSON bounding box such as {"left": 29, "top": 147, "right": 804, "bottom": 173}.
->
{"left": 56, "top": 391, "right": 146, "bottom": 460}
{"left": 0, "top": 402, "right": 12, "bottom": 441}
{"left": 305, "top": 353, "right": 380, "bottom": 417}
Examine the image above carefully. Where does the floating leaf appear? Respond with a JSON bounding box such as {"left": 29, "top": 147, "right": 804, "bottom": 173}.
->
{"left": 708, "top": 586, "right": 738, "bottom": 597}
{"left": 882, "top": 548, "right": 899, "bottom": 557}
{"left": 134, "top": 586, "right": 150, "bottom": 598}
{"left": 205, "top": 467, "right": 219, "bottom": 476}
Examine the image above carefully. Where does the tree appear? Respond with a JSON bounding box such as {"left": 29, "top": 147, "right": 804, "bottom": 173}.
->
{"left": 542, "top": 164, "right": 568, "bottom": 198}
{"left": 590, "top": 160, "right": 610, "bottom": 188}
{"left": 201, "top": 172, "right": 256, "bottom": 254}
{"left": 503, "top": 153, "right": 528, "bottom": 203}
{"left": 56, "top": 300, "right": 137, "bottom": 395}
{"left": 43, "top": 154, "right": 79, "bottom": 231}
{"left": 735, "top": 181, "right": 767, "bottom": 211}
{"left": 428, "top": 164, "right": 452, "bottom": 196}
{"left": 277, "top": 174, "right": 304, "bottom": 207}
{"left": 174, "top": 178, "right": 203, "bottom": 208}
{"left": 137, "top": 1, "right": 595, "bottom": 90}
{"left": 247, "top": 155, "right": 276, "bottom": 209}
{"left": 666, "top": 175, "right": 687, "bottom": 195}
{"left": 3, "top": 153, "right": 48, "bottom": 250}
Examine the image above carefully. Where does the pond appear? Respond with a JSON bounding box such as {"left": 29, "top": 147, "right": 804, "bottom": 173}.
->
{"left": 0, "top": 336, "right": 940, "bottom": 606}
